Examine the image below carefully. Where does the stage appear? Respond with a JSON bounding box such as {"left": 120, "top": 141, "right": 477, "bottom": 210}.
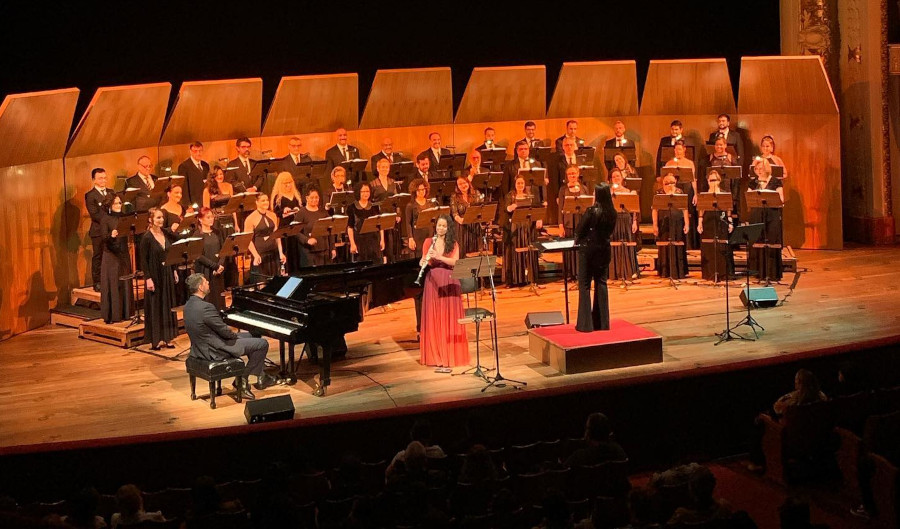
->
{"left": 2, "top": 246, "right": 899, "bottom": 453}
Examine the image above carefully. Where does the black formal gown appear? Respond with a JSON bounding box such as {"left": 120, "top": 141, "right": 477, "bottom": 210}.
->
{"left": 450, "top": 192, "right": 483, "bottom": 258}
{"left": 249, "top": 213, "right": 280, "bottom": 283}
{"left": 372, "top": 177, "right": 402, "bottom": 263}
{"left": 700, "top": 210, "right": 734, "bottom": 281}
{"left": 295, "top": 207, "right": 329, "bottom": 266}
{"left": 501, "top": 191, "right": 540, "bottom": 287}
{"left": 193, "top": 227, "right": 226, "bottom": 311}
{"left": 347, "top": 201, "right": 382, "bottom": 264}
{"left": 557, "top": 185, "right": 585, "bottom": 281}
{"left": 574, "top": 205, "right": 616, "bottom": 332}
{"left": 655, "top": 191, "right": 688, "bottom": 279}
{"left": 274, "top": 195, "right": 303, "bottom": 274}
{"left": 99, "top": 214, "right": 133, "bottom": 323}
{"left": 405, "top": 200, "right": 432, "bottom": 259}
{"left": 748, "top": 178, "right": 784, "bottom": 281}
{"left": 140, "top": 230, "right": 178, "bottom": 346}
{"left": 162, "top": 205, "right": 190, "bottom": 305}
{"left": 610, "top": 209, "right": 640, "bottom": 281}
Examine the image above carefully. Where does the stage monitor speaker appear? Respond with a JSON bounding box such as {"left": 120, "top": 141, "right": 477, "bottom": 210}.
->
{"left": 739, "top": 287, "right": 778, "bottom": 308}
{"left": 244, "top": 395, "right": 295, "bottom": 424}
{"left": 525, "top": 311, "right": 565, "bottom": 329}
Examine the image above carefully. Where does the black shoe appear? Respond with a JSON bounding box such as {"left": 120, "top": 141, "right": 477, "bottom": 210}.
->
{"left": 93, "top": 283, "right": 100, "bottom": 292}
{"left": 232, "top": 378, "right": 255, "bottom": 400}
{"left": 164, "top": 342, "right": 176, "bottom": 349}
{"left": 313, "top": 381, "right": 327, "bottom": 397}
{"left": 255, "top": 373, "right": 278, "bottom": 390}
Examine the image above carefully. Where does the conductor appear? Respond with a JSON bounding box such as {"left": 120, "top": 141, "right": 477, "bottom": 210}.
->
{"left": 574, "top": 184, "right": 618, "bottom": 332}
{"left": 184, "top": 273, "right": 277, "bottom": 400}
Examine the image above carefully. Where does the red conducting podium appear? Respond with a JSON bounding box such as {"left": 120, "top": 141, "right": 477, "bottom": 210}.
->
{"left": 528, "top": 319, "right": 663, "bottom": 375}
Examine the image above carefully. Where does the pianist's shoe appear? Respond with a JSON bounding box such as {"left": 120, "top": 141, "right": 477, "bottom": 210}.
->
{"left": 232, "top": 377, "right": 256, "bottom": 400}
{"left": 255, "top": 372, "right": 278, "bottom": 390}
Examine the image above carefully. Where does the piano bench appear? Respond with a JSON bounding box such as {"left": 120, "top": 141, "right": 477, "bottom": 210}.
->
{"left": 185, "top": 356, "right": 246, "bottom": 409}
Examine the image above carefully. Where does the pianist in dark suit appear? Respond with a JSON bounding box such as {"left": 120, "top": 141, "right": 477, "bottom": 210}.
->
{"left": 85, "top": 167, "right": 112, "bottom": 291}
{"left": 370, "top": 137, "right": 401, "bottom": 174}
{"left": 176, "top": 141, "right": 210, "bottom": 207}
{"left": 418, "top": 132, "right": 451, "bottom": 176}
{"left": 279, "top": 136, "right": 313, "bottom": 185}
{"left": 225, "top": 137, "right": 260, "bottom": 193}
{"left": 184, "top": 273, "right": 276, "bottom": 400}
{"left": 554, "top": 119, "right": 584, "bottom": 153}
{"left": 125, "top": 155, "right": 159, "bottom": 212}
{"left": 324, "top": 128, "right": 360, "bottom": 176}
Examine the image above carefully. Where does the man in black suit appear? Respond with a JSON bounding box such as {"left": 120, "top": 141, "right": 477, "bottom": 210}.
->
{"left": 554, "top": 119, "right": 584, "bottom": 152}
{"left": 656, "top": 120, "right": 693, "bottom": 174}
{"left": 176, "top": 141, "right": 209, "bottom": 207}
{"left": 125, "top": 155, "right": 159, "bottom": 212}
{"left": 184, "top": 273, "right": 276, "bottom": 400}
{"left": 417, "top": 132, "right": 451, "bottom": 176}
{"left": 324, "top": 128, "right": 360, "bottom": 176}
{"left": 85, "top": 168, "right": 111, "bottom": 291}
{"left": 707, "top": 113, "right": 744, "bottom": 165}
{"left": 503, "top": 141, "right": 544, "bottom": 197}
{"left": 225, "top": 137, "right": 260, "bottom": 193}
{"left": 475, "top": 126, "right": 497, "bottom": 151}
{"left": 370, "top": 137, "right": 401, "bottom": 172}
{"left": 557, "top": 137, "right": 580, "bottom": 186}
{"left": 603, "top": 120, "right": 630, "bottom": 149}
{"left": 520, "top": 121, "right": 543, "bottom": 150}
{"left": 279, "top": 136, "right": 313, "bottom": 185}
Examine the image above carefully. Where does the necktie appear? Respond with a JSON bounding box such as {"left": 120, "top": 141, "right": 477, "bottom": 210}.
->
{"left": 145, "top": 177, "right": 153, "bottom": 190}
{"left": 244, "top": 160, "right": 250, "bottom": 173}
{"left": 195, "top": 162, "right": 202, "bottom": 171}
{"left": 569, "top": 157, "right": 576, "bottom": 166}
{"left": 100, "top": 189, "right": 106, "bottom": 197}
{"left": 617, "top": 139, "right": 621, "bottom": 147}
{"left": 342, "top": 147, "right": 348, "bottom": 161}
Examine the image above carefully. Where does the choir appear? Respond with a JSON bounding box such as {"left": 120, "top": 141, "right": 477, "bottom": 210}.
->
{"left": 85, "top": 118, "right": 788, "bottom": 348}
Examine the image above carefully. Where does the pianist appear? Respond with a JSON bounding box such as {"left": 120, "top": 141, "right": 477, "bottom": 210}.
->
{"left": 184, "top": 273, "right": 277, "bottom": 400}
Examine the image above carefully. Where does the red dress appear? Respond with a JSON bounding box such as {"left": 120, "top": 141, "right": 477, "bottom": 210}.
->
{"left": 419, "top": 238, "right": 470, "bottom": 367}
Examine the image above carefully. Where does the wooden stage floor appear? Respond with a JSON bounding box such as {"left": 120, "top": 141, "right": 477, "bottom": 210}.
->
{"left": 2, "top": 247, "right": 899, "bottom": 451}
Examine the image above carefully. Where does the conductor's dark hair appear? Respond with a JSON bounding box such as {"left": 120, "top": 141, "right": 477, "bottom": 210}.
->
{"left": 717, "top": 113, "right": 731, "bottom": 121}
{"left": 91, "top": 167, "right": 106, "bottom": 180}
{"left": 524, "top": 121, "right": 536, "bottom": 128}
{"left": 670, "top": 119, "right": 683, "bottom": 128}
{"left": 236, "top": 136, "right": 251, "bottom": 146}
{"left": 189, "top": 141, "right": 203, "bottom": 149}
{"left": 186, "top": 273, "right": 206, "bottom": 294}
{"left": 593, "top": 184, "right": 618, "bottom": 227}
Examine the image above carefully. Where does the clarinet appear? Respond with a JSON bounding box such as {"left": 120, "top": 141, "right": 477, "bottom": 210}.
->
{"left": 413, "top": 234, "right": 438, "bottom": 287}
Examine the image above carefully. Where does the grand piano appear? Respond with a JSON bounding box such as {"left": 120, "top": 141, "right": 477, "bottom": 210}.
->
{"left": 224, "top": 258, "right": 420, "bottom": 396}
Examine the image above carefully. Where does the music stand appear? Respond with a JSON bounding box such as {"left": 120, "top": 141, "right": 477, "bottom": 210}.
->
{"left": 575, "top": 146, "right": 596, "bottom": 164}
{"left": 471, "top": 171, "right": 502, "bottom": 201}
{"left": 121, "top": 188, "right": 141, "bottom": 212}
{"left": 428, "top": 180, "right": 458, "bottom": 205}
{"left": 176, "top": 210, "right": 199, "bottom": 236}
{"left": 611, "top": 193, "right": 640, "bottom": 289}
{"left": 389, "top": 160, "right": 415, "bottom": 185}
{"left": 272, "top": 220, "right": 303, "bottom": 242}
{"left": 339, "top": 159, "right": 368, "bottom": 186}
{"left": 327, "top": 190, "right": 355, "bottom": 213}
{"left": 530, "top": 146, "right": 553, "bottom": 167}
{"left": 116, "top": 212, "right": 149, "bottom": 327}
{"left": 770, "top": 165, "right": 785, "bottom": 179}
{"left": 415, "top": 206, "right": 450, "bottom": 232}
{"left": 379, "top": 193, "right": 411, "bottom": 217}
{"left": 745, "top": 189, "right": 784, "bottom": 286}
{"left": 438, "top": 153, "right": 467, "bottom": 178}
{"left": 222, "top": 192, "right": 259, "bottom": 221}
{"left": 479, "top": 147, "right": 507, "bottom": 169}
{"left": 297, "top": 160, "right": 327, "bottom": 180}
{"left": 451, "top": 255, "right": 498, "bottom": 382}
{"left": 461, "top": 203, "right": 498, "bottom": 226}
{"left": 219, "top": 232, "right": 254, "bottom": 287}
{"left": 359, "top": 213, "right": 395, "bottom": 235}
{"left": 310, "top": 215, "right": 349, "bottom": 263}
{"left": 661, "top": 145, "right": 696, "bottom": 162}
{"left": 717, "top": 222, "right": 765, "bottom": 344}
{"left": 704, "top": 144, "right": 739, "bottom": 158}
{"left": 518, "top": 167, "right": 548, "bottom": 203}
{"left": 164, "top": 237, "right": 204, "bottom": 268}
{"left": 652, "top": 193, "right": 689, "bottom": 289}
{"left": 604, "top": 144, "right": 637, "bottom": 166}
{"left": 625, "top": 178, "right": 643, "bottom": 194}
{"left": 661, "top": 167, "right": 695, "bottom": 186}
{"left": 510, "top": 206, "right": 546, "bottom": 296}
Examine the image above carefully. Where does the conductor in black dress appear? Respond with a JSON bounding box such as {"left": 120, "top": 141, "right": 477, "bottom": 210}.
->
{"left": 184, "top": 273, "right": 276, "bottom": 400}
{"left": 574, "top": 184, "right": 618, "bottom": 332}
{"left": 85, "top": 167, "right": 112, "bottom": 291}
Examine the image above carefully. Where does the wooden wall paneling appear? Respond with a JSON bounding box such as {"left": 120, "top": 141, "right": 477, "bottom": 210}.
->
{"left": 455, "top": 66, "right": 547, "bottom": 124}
{"left": 640, "top": 59, "right": 735, "bottom": 116}
{"left": 548, "top": 61, "right": 639, "bottom": 119}
{"left": 0, "top": 161, "right": 66, "bottom": 340}
{"left": 738, "top": 56, "right": 838, "bottom": 115}
{"left": 0, "top": 89, "right": 79, "bottom": 168}
{"left": 741, "top": 115, "right": 842, "bottom": 250}
{"left": 66, "top": 83, "right": 171, "bottom": 158}
{"left": 262, "top": 74, "right": 358, "bottom": 138}
{"left": 0, "top": 89, "right": 79, "bottom": 339}
{"left": 359, "top": 68, "right": 452, "bottom": 129}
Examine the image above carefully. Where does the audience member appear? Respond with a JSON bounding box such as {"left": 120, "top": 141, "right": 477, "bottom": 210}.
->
{"left": 773, "top": 369, "right": 828, "bottom": 416}
{"left": 565, "top": 412, "right": 628, "bottom": 467}
{"left": 667, "top": 466, "right": 733, "bottom": 525}
{"left": 61, "top": 487, "right": 107, "bottom": 529}
{"left": 185, "top": 475, "right": 242, "bottom": 522}
{"left": 388, "top": 420, "right": 446, "bottom": 471}
{"left": 110, "top": 484, "right": 164, "bottom": 528}
{"left": 458, "top": 444, "right": 499, "bottom": 484}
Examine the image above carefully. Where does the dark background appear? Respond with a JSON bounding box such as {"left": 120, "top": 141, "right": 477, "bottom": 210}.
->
{"left": 1, "top": 1, "right": 782, "bottom": 123}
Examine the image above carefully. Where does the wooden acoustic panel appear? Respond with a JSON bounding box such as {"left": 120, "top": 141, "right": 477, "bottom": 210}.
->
{"left": 548, "top": 61, "right": 638, "bottom": 119}
{"left": 67, "top": 83, "right": 170, "bottom": 158}
{"left": 0, "top": 89, "right": 79, "bottom": 168}
{"left": 263, "top": 74, "right": 358, "bottom": 136}
{"left": 738, "top": 56, "right": 838, "bottom": 115}
{"left": 455, "top": 66, "right": 546, "bottom": 124}
{"left": 360, "top": 68, "right": 452, "bottom": 129}
{"left": 641, "top": 59, "right": 735, "bottom": 116}
{"left": 0, "top": 160, "right": 67, "bottom": 340}
{"left": 160, "top": 78, "right": 262, "bottom": 147}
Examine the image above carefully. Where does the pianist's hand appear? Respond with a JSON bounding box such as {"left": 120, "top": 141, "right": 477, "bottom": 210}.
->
{"left": 146, "top": 278, "right": 155, "bottom": 292}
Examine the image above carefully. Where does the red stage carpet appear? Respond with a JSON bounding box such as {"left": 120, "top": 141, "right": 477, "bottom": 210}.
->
{"left": 528, "top": 319, "right": 663, "bottom": 374}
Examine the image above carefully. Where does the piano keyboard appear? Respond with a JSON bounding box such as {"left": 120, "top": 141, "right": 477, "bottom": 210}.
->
{"left": 226, "top": 311, "right": 300, "bottom": 337}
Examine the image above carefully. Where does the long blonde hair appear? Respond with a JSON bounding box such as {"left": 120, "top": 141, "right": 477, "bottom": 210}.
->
{"left": 271, "top": 172, "right": 298, "bottom": 203}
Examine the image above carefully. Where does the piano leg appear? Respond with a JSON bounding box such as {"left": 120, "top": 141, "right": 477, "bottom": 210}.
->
{"left": 286, "top": 343, "right": 297, "bottom": 385}
{"left": 278, "top": 341, "right": 287, "bottom": 380}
